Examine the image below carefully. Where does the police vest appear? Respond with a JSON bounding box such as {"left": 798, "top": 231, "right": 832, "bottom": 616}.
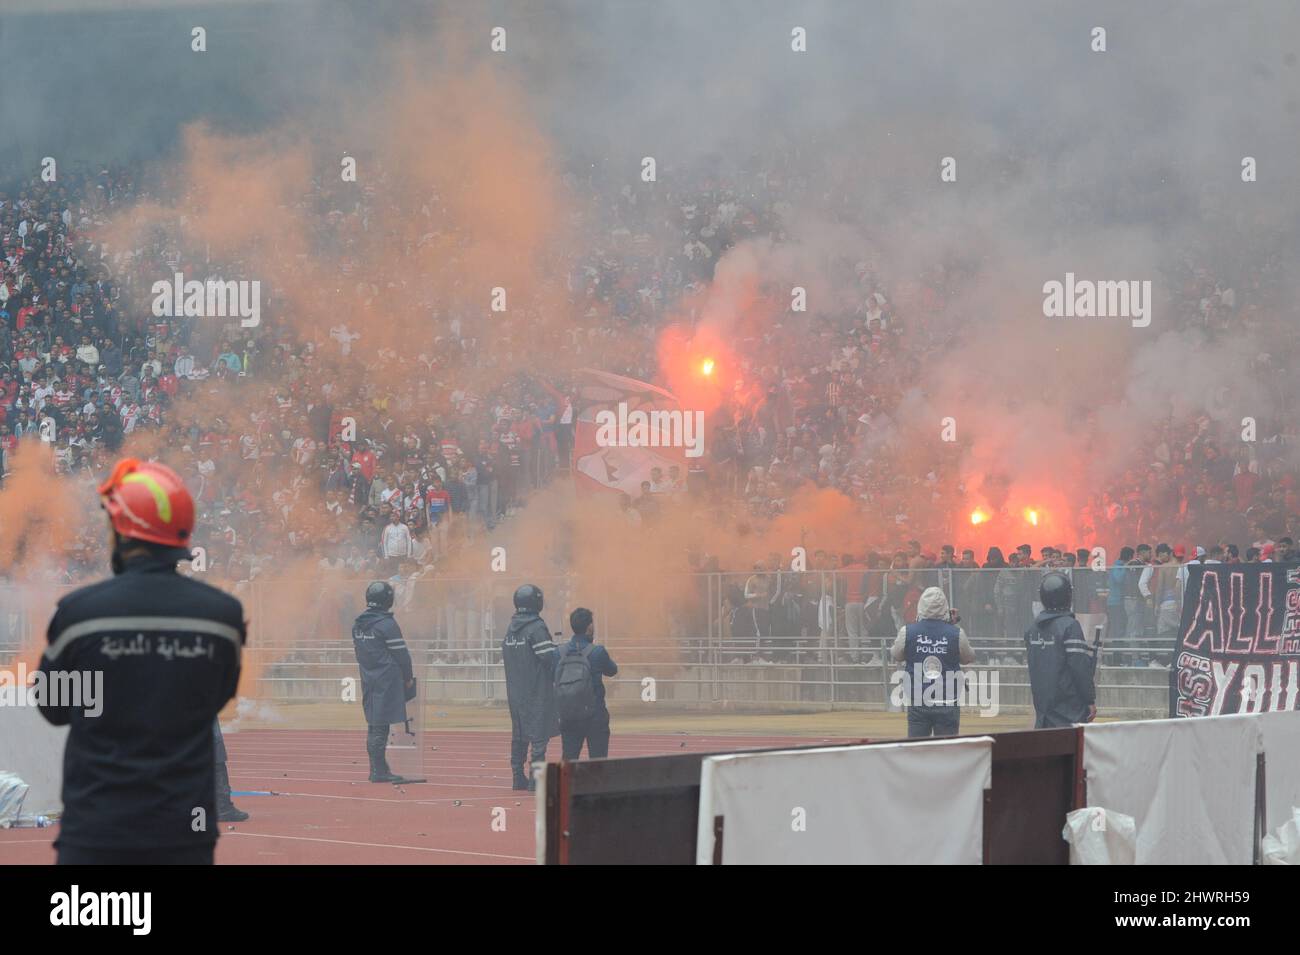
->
{"left": 904, "top": 618, "right": 961, "bottom": 706}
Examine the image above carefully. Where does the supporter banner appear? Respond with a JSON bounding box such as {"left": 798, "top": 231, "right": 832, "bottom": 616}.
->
{"left": 572, "top": 368, "right": 689, "bottom": 497}
{"left": 1171, "top": 563, "right": 1300, "bottom": 717}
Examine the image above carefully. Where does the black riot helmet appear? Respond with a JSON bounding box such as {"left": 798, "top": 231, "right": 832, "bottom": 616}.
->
{"left": 1039, "top": 572, "right": 1072, "bottom": 612}
{"left": 513, "top": 583, "right": 544, "bottom": 614}
{"left": 366, "top": 580, "right": 395, "bottom": 611}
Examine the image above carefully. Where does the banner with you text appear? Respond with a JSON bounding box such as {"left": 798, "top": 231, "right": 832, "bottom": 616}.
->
{"left": 1171, "top": 562, "right": 1300, "bottom": 717}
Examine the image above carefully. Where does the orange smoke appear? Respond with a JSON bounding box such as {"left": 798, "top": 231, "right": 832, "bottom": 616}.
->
{"left": 0, "top": 442, "right": 88, "bottom": 572}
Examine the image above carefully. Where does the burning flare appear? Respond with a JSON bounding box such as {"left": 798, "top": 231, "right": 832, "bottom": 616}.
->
{"left": 1024, "top": 508, "right": 1040, "bottom": 527}
{"left": 970, "top": 507, "right": 990, "bottom": 526}
{"left": 700, "top": 358, "right": 715, "bottom": 377}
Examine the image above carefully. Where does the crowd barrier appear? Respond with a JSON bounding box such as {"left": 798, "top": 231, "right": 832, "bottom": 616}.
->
{"left": 0, "top": 568, "right": 1179, "bottom": 715}
{"left": 539, "top": 709, "right": 1300, "bottom": 864}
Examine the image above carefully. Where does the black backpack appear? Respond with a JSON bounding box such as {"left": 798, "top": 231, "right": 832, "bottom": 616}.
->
{"left": 554, "top": 642, "right": 597, "bottom": 723}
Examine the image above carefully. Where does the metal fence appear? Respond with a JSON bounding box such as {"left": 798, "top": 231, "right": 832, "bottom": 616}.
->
{"left": 0, "top": 567, "right": 1176, "bottom": 716}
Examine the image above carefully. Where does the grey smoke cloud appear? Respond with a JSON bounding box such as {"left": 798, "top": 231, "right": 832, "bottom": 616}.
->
{"left": 6, "top": 0, "right": 1299, "bottom": 546}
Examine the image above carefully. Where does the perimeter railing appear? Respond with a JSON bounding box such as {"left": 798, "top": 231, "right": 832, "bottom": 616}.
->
{"left": 0, "top": 567, "right": 1177, "bottom": 716}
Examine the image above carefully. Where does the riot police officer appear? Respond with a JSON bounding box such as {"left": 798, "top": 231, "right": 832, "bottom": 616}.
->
{"left": 1025, "top": 572, "right": 1097, "bottom": 728}
{"left": 502, "top": 583, "right": 558, "bottom": 790}
{"left": 351, "top": 581, "right": 419, "bottom": 783}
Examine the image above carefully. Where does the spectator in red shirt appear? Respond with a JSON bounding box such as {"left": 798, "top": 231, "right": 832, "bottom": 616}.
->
{"left": 352, "top": 445, "right": 377, "bottom": 482}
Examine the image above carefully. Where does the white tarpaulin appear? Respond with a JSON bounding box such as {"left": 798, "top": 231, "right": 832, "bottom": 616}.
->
{"left": 1083, "top": 715, "right": 1259, "bottom": 865}
{"left": 1256, "top": 710, "right": 1300, "bottom": 834}
{"left": 0, "top": 694, "right": 67, "bottom": 820}
{"left": 1262, "top": 807, "right": 1300, "bottom": 865}
{"left": 696, "top": 737, "right": 993, "bottom": 865}
{"left": 1062, "top": 807, "right": 1137, "bottom": 865}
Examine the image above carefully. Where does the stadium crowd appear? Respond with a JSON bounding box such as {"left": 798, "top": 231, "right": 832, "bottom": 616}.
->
{"left": 711, "top": 537, "right": 1298, "bottom": 668}
{"left": 2, "top": 155, "right": 1297, "bottom": 635}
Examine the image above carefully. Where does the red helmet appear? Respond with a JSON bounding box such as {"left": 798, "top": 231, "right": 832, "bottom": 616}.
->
{"left": 98, "top": 458, "right": 195, "bottom": 549}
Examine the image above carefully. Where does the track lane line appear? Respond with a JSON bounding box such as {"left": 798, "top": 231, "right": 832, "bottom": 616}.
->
{"left": 221, "top": 831, "right": 531, "bottom": 861}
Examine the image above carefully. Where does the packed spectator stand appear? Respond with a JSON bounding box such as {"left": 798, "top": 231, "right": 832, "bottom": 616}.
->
{"left": 2, "top": 159, "right": 1296, "bottom": 667}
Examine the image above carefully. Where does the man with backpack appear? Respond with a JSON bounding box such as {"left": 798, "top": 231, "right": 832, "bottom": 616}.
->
{"left": 554, "top": 608, "right": 619, "bottom": 760}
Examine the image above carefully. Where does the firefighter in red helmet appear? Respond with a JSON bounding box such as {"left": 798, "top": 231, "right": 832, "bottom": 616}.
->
{"left": 37, "top": 458, "right": 248, "bottom": 864}
{"left": 98, "top": 456, "right": 195, "bottom": 555}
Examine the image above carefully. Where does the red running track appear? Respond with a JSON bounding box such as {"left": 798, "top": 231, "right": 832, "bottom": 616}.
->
{"left": 0, "top": 728, "right": 827, "bottom": 865}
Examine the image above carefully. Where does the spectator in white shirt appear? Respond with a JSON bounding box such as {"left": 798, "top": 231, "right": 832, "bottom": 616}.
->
{"left": 292, "top": 434, "right": 318, "bottom": 467}
{"left": 1177, "top": 546, "right": 1207, "bottom": 590}
{"left": 330, "top": 324, "right": 360, "bottom": 355}
{"left": 75, "top": 336, "right": 99, "bottom": 367}
{"left": 379, "top": 512, "right": 413, "bottom": 569}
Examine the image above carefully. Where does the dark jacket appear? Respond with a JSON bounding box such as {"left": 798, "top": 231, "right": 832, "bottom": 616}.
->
{"left": 502, "top": 611, "right": 558, "bottom": 740}
{"left": 351, "top": 608, "right": 413, "bottom": 726}
{"left": 1024, "top": 610, "right": 1096, "bottom": 728}
{"left": 37, "top": 553, "right": 245, "bottom": 849}
{"left": 559, "top": 634, "right": 618, "bottom": 709}
{"left": 100, "top": 344, "right": 123, "bottom": 377}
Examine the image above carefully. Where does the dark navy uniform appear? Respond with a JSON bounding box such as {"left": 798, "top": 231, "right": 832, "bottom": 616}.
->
{"left": 351, "top": 607, "right": 413, "bottom": 779}
{"left": 211, "top": 717, "right": 244, "bottom": 821}
{"left": 558, "top": 634, "right": 618, "bottom": 760}
{"left": 501, "top": 610, "right": 558, "bottom": 785}
{"left": 37, "top": 553, "right": 245, "bottom": 864}
{"left": 1025, "top": 610, "right": 1096, "bottom": 727}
